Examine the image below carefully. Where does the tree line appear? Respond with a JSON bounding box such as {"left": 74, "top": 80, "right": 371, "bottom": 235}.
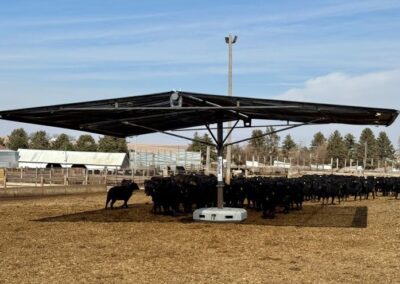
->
{"left": 2, "top": 127, "right": 396, "bottom": 167}
{"left": 1, "top": 128, "right": 128, "bottom": 153}
{"left": 187, "top": 127, "right": 398, "bottom": 168}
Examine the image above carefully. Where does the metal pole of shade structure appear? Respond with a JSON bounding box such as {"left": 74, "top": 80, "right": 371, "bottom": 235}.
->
{"left": 225, "top": 34, "right": 237, "bottom": 186}
{"left": 133, "top": 137, "right": 137, "bottom": 176}
{"left": 217, "top": 121, "right": 224, "bottom": 208}
{"left": 205, "top": 146, "right": 210, "bottom": 175}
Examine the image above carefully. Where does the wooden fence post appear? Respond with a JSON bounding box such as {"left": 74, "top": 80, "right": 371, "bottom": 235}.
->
{"left": 40, "top": 170, "right": 44, "bottom": 187}
{"left": 85, "top": 169, "right": 88, "bottom": 185}
{"left": 104, "top": 168, "right": 108, "bottom": 185}
{"left": 4, "top": 168, "right": 7, "bottom": 189}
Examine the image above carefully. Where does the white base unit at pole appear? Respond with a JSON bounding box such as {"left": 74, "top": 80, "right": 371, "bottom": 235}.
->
{"left": 193, "top": 207, "right": 247, "bottom": 222}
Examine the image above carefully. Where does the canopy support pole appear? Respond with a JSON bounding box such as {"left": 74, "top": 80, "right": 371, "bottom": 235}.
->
{"left": 205, "top": 124, "right": 218, "bottom": 145}
{"left": 216, "top": 121, "right": 224, "bottom": 209}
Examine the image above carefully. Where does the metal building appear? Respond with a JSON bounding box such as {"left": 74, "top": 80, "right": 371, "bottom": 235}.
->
{"left": 129, "top": 150, "right": 202, "bottom": 171}
{"left": 18, "top": 149, "right": 129, "bottom": 170}
{"left": 0, "top": 150, "right": 18, "bottom": 168}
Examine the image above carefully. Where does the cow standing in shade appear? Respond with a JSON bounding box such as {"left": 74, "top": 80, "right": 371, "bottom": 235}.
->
{"left": 105, "top": 179, "right": 139, "bottom": 209}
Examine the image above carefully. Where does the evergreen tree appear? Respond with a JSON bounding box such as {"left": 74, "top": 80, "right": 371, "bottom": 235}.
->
{"left": 231, "top": 144, "right": 246, "bottom": 165}
{"left": 282, "top": 134, "right": 296, "bottom": 157}
{"left": 249, "top": 129, "right": 266, "bottom": 154}
{"left": 309, "top": 132, "right": 328, "bottom": 164}
{"left": 376, "top": 131, "right": 395, "bottom": 161}
{"left": 187, "top": 132, "right": 201, "bottom": 152}
{"left": 75, "top": 135, "right": 97, "bottom": 152}
{"left": 327, "top": 130, "right": 346, "bottom": 166}
{"left": 29, "top": 131, "right": 50, "bottom": 150}
{"left": 51, "top": 134, "right": 75, "bottom": 151}
{"left": 311, "top": 131, "right": 326, "bottom": 148}
{"left": 265, "top": 126, "right": 280, "bottom": 157}
{"left": 187, "top": 132, "right": 216, "bottom": 162}
{"left": 357, "top": 128, "right": 377, "bottom": 168}
{"left": 98, "top": 136, "right": 127, "bottom": 153}
{"left": 344, "top": 133, "right": 357, "bottom": 160}
{"left": 7, "top": 128, "right": 29, "bottom": 150}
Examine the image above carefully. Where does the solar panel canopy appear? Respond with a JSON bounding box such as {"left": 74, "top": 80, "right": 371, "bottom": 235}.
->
{"left": 0, "top": 91, "right": 398, "bottom": 138}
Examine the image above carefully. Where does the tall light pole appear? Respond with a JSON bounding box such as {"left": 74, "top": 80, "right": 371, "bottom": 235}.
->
{"left": 225, "top": 34, "right": 237, "bottom": 185}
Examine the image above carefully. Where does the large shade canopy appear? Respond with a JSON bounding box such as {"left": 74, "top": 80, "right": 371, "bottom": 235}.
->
{"left": 0, "top": 91, "right": 398, "bottom": 138}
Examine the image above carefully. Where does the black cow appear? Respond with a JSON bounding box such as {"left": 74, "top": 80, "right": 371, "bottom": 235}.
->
{"left": 105, "top": 180, "right": 139, "bottom": 209}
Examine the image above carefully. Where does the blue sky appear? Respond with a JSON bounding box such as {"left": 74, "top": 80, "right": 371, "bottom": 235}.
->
{"left": 0, "top": 0, "right": 399, "bottom": 147}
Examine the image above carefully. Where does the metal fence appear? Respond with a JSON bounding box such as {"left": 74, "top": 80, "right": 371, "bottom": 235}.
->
{"left": 0, "top": 168, "right": 150, "bottom": 189}
{"left": 129, "top": 150, "right": 202, "bottom": 171}
{"left": 231, "top": 155, "right": 399, "bottom": 176}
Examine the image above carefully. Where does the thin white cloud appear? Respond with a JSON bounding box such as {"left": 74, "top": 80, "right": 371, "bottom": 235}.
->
{"left": 240, "top": 0, "right": 400, "bottom": 26}
{"left": 0, "top": 13, "right": 172, "bottom": 28}
{"left": 3, "top": 26, "right": 169, "bottom": 46}
{"left": 278, "top": 69, "right": 400, "bottom": 108}
{"left": 274, "top": 69, "right": 400, "bottom": 145}
{"left": 47, "top": 70, "right": 186, "bottom": 81}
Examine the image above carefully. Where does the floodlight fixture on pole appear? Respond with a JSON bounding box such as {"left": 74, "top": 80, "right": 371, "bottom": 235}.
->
{"left": 225, "top": 35, "right": 237, "bottom": 44}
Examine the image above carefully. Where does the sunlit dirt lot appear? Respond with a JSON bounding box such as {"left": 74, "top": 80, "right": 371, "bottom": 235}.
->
{"left": 0, "top": 191, "right": 399, "bottom": 283}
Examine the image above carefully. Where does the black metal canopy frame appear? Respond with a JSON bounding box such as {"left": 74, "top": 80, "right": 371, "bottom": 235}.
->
{"left": 0, "top": 90, "right": 398, "bottom": 208}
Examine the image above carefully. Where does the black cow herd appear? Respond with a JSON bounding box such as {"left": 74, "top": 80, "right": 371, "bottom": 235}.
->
{"left": 106, "top": 174, "right": 400, "bottom": 218}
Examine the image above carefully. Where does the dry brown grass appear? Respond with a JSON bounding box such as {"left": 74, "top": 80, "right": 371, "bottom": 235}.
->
{"left": 0, "top": 191, "right": 399, "bottom": 284}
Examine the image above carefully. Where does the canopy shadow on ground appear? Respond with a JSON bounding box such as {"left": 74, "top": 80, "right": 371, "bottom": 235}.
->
{"left": 35, "top": 203, "right": 368, "bottom": 228}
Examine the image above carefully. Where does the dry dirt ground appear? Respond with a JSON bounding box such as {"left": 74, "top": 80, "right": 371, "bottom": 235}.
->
{"left": 0, "top": 191, "right": 399, "bottom": 284}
